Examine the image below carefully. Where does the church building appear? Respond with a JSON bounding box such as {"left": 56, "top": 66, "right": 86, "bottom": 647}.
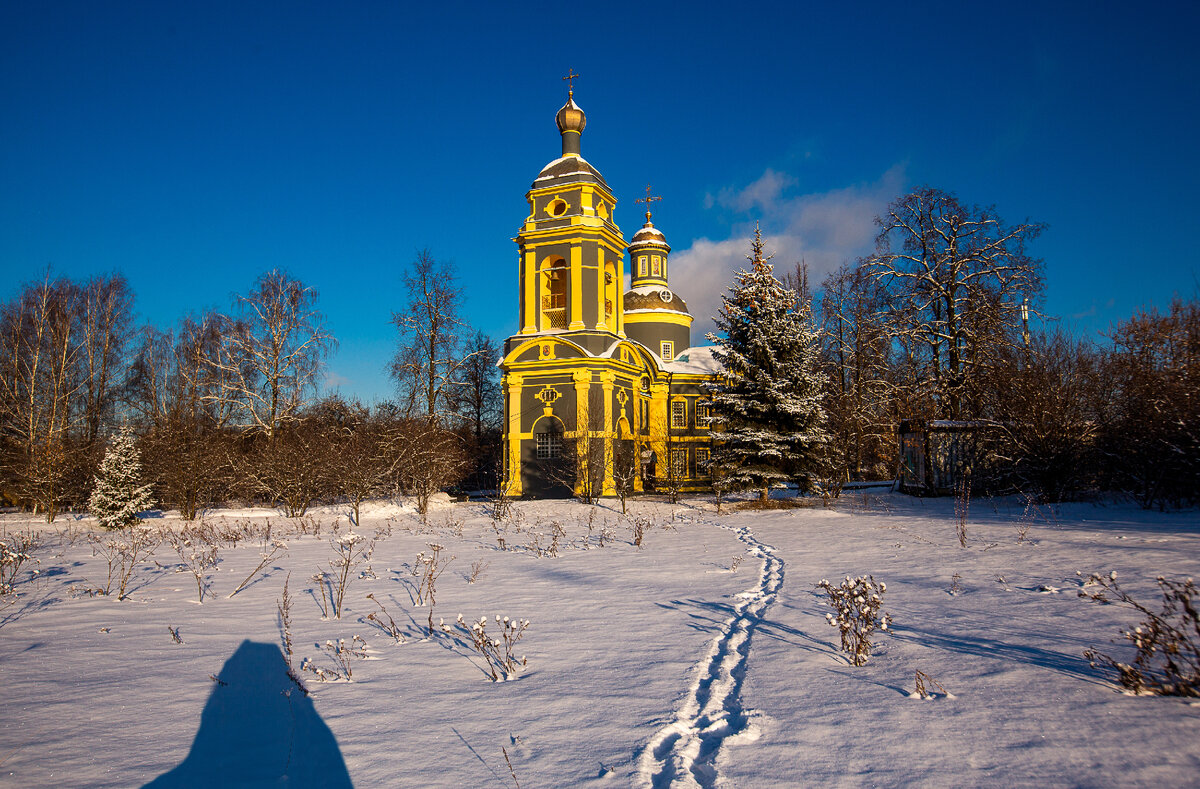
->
{"left": 499, "top": 84, "right": 723, "bottom": 498}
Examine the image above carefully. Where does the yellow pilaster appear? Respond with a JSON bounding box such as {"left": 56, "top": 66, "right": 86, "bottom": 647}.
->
{"left": 617, "top": 255, "right": 626, "bottom": 338}
{"left": 521, "top": 251, "right": 536, "bottom": 334}
{"left": 594, "top": 248, "right": 606, "bottom": 331}
{"left": 573, "top": 371, "right": 591, "bottom": 496}
{"left": 569, "top": 245, "right": 585, "bottom": 330}
{"left": 649, "top": 382, "right": 670, "bottom": 479}
{"left": 600, "top": 371, "right": 616, "bottom": 496}
{"left": 505, "top": 374, "right": 524, "bottom": 496}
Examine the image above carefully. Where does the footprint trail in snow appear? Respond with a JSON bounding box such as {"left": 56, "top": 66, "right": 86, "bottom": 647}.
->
{"left": 637, "top": 517, "right": 784, "bottom": 788}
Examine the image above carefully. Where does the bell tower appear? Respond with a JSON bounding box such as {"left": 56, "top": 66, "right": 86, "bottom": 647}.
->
{"left": 513, "top": 73, "right": 626, "bottom": 343}
{"left": 622, "top": 188, "right": 693, "bottom": 362}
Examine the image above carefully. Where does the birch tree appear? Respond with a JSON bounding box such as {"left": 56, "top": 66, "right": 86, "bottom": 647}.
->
{"left": 78, "top": 274, "right": 135, "bottom": 448}
{"left": 390, "top": 250, "right": 475, "bottom": 424}
{"left": 0, "top": 274, "right": 84, "bottom": 519}
{"left": 210, "top": 271, "right": 334, "bottom": 439}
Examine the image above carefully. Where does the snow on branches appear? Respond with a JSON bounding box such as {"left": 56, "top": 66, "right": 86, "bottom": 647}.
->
{"left": 818, "top": 575, "right": 892, "bottom": 666}
{"left": 706, "top": 224, "right": 828, "bottom": 499}
{"left": 88, "top": 426, "right": 154, "bottom": 531}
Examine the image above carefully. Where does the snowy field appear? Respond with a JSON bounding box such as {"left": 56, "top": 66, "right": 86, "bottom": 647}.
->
{"left": 1, "top": 492, "right": 1198, "bottom": 788}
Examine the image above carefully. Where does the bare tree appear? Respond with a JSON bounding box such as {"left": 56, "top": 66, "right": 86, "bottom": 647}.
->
{"left": 236, "top": 417, "right": 333, "bottom": 518}
{"left": 128, "top": 316, "right": 244, "bottom": 519}
{"left": 78, "top": 274, "right": 136, "bottom": 448}
{"left": 209, "top": 271, "right": 334, "bottom": 439}
{"left": 389, "top": 418, "right": 466, "bottom": 520}
{"left": 989, "top": 328, "right": 1102, "bottom": 502}
{"left": 867, "top": 187, "right": 1045, "bottom": 419}
{"left": 390, "top": 250, "right": 476, "bottom": 423}
{"left": 818, "top": 261, "right": 895, "bottom": 482}
{"left": 453, "top": 330, "right": 502, "bottom": 439}
{"left": 1098, "top": 296, "right": 1200, "bottom": 509}
{"left": 322, "top": 398, "right": 393, "bottom": 527}
{"left": 0, "top": 274, "right": 85, "bottom": 519}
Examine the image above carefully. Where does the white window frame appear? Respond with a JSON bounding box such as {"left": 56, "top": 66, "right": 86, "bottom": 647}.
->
{"left": 536, "top": 430, "right": 562, "bottom": 459}
{"left": 671, "top": 399, "right": 687, "bottom": 429}
{"left": 670, "top": 448, "right": 688, "bottom": 478}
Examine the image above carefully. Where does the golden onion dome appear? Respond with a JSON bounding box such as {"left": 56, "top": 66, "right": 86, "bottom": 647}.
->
{"left": 556, "top": 94, "right": 587, "bottom": 135}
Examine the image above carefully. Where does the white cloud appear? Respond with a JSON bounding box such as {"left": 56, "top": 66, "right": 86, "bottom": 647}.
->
{"left": 713, "top": 168, "right": 797, "bottom": 213}
{"left": 324, "top": 372, "right": 353, "bottom": 391}
{"left": 672, "top": 164, "right": 907, "bottom": 343}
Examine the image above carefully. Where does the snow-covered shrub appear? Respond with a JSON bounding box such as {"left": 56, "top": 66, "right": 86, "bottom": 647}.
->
{"left": 1080, "top": 571, "right": 1199, "bottom": 696}
{"left": 302, "top": 636, "right": 367, "bottom": 681}
{"left": 327, "top": 531, "right": 373, "bottom": 619}
{"left": 447, "top": 613, "right": 530, "bottom": 681}
{"left": 0, "top": 531, "right": 40, "bottom": 596}
{"left": 817, "top": 575, "right": 892, "bottom": 666}
{"left": 88, "top": 523, "right": 161, "bottom": 599}
{"left": 88, "top": 427, "right": 154, "bottom": 531}
{"left": 413, "top": 542, "right": 453, "bottom": 634}
{"left": 630, "top": 515, "right": 651, "bottom": 548}
{"left": 168, "top": 527, "right": 220, "bottom": 603}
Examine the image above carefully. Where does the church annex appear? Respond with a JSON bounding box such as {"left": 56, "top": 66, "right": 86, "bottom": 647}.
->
{"left": 499, "top": 83, "right": 722, "bottom": 498}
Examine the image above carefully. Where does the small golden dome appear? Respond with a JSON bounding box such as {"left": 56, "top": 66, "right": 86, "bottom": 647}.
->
{"left": 556, "top": 95, "right": 587, "bottom": 135}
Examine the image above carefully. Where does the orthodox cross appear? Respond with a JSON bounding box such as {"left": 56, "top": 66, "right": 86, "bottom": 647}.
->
{"left": 635, "top": 184, "right": 662, "bottom": 221}
{"left": 562, "top": 68, "right": 581, "bottom": 96}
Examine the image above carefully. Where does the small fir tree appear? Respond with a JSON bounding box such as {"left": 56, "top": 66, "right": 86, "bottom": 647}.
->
{"left": 89, "top": 427, "right": 155, "bottom": 530}
{"left": 706, "top": 224, "right": 829, "bottom": 500}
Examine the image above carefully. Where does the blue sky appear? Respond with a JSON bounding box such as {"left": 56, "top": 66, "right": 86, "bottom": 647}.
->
{"left": 3, "top": 1, "right": 1197, "bottom": 403}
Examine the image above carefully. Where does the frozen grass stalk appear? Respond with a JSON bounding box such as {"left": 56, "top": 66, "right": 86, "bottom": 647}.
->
{"left": 954, "top": 478, "right": 970, "bottom": 547}
{"left": 168, "top": 528, "right": 220, "bottom": 603}
{"left": 365, "top": 593, "right": 406, "bottom": 642}
{"left": 229, "top": 538, "right": 288, "bottom": 598}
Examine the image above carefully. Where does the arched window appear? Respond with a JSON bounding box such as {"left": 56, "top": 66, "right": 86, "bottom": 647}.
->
{"left": 534, "top": 418, "right": 564, "bottom": 459}
{"left": 604, "top": 262, "right": 617, "bottom": 329}
{"left": 541, "top": 258, "right": 568, "bottom": 329}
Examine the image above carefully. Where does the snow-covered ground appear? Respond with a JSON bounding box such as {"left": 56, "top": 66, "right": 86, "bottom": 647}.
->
{"left": 1, "top": 492, "right": 1198, "bottom": 788}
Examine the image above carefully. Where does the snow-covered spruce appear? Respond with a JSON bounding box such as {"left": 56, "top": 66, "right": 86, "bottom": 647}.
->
{"left": 88, "top": 426, "right": 154, "bottom": 530}
{"left": 706, "top": 225, "right": 828, "bottom": 500}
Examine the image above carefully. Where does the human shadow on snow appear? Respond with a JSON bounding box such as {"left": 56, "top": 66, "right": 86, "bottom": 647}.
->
{"left": 144, "top": 639, "right": 353, "bottom": 788}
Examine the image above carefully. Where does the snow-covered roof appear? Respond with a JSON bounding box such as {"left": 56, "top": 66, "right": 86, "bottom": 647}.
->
{"left": 665, "top": 346, "right": 723, "bottom": 375}
{"left": 533, "top": 155, "right": 607, "bottom": 186}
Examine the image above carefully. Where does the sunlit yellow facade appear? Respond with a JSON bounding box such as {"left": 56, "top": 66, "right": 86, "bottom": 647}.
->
{"left": 499, "top": 90, "right": 720, "bottom": 498}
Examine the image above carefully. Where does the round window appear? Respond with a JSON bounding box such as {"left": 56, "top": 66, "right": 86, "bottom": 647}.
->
{"left": 550, "top": 199, "right": 568, "bottom": 216}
